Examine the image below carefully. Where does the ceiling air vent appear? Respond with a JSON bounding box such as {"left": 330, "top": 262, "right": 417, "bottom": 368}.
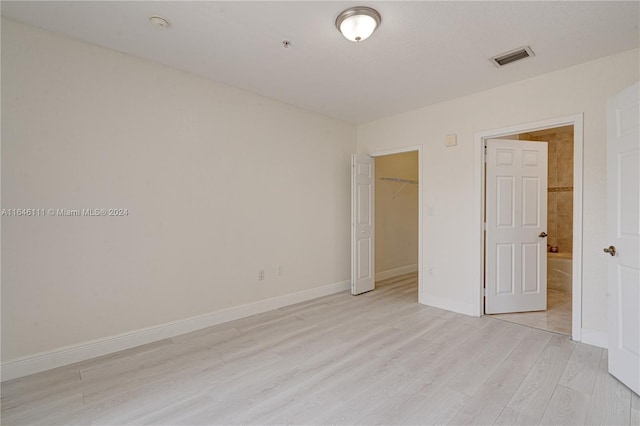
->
{"left": 490, "top": 46, "right": 535, "bottom": 67}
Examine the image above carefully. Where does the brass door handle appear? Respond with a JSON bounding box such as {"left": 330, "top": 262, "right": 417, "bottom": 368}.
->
{"left": 603, "top": 245, "right": 616, "bottom": 256}
{"left": 539, "top": 232, "right": 548, "bottom": 238}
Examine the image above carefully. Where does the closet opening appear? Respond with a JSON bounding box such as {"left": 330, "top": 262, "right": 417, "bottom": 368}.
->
{"left": 373, "top": 150, "right": 420, "bottom": 302}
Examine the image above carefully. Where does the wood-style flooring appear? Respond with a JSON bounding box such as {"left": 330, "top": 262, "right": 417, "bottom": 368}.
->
{"left": 2, "top": 273, "right": 638, "bottom": 425}
{"left": 490, "top": 289, "right": 572, "bottom": 336}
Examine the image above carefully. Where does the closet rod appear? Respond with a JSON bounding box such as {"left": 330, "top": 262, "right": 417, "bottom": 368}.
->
{"left": 379, "top": 177, "right": 418, "bottom": 198}
{"left": 379, "top": 177, "right": 418, "bottom": 185}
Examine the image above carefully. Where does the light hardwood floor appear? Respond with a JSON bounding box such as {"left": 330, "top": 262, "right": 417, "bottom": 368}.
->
{"left": 490, "top": 289, "right": 572, "bottom": 335}
{"left": 2, "top": 273, "right": 638, "bottom": 425}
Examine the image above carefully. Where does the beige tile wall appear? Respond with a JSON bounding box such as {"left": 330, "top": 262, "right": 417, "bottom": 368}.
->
{"left": 520, "top": 126, "right": 574, "bottom": 253}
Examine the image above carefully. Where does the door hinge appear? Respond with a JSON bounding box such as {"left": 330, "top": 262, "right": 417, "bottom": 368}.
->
{"left": 484, "top": 145, "right": 488, "bottom": 163}
{"left": 483, "top": 288, "right": 487, "bottom": 297}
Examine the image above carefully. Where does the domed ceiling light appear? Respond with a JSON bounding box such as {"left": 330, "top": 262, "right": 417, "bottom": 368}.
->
{"left": 335, "top": 6, "right": 381, "bottom": 42}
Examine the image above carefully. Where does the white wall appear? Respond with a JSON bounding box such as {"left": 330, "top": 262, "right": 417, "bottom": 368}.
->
{"left": 358, "top": 48, "right": 639, "bottom": 335}
{"left": 3, "top": 17, "right": 637, "bottom": 371}
{"left": 1, "top": 19, "right": 355, "bottom": 363}
{"left": 375, "top": 152, "right": 418, "bottom": 277}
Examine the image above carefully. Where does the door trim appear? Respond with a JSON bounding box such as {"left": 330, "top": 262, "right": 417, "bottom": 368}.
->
{"left": 369, "top": 145, "right": 423, "bottom": 303}
{"left": 474, "top": 114, "right": 584, "bottom": 342}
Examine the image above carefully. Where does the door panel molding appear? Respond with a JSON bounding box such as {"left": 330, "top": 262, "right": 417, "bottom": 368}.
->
{"left": 606, "top": 82, "right": 639, "bottom": 395}
{"left": 351, "top": 154, "right": 375, "bottom": 295}
{"left": 485, "top": 139, "right": 548, "bottom": 314}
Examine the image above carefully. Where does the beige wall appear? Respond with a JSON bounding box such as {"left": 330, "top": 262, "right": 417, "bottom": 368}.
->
{"left": 358, "top": 48, "right": 639, "bottom": 334}
{"left": 375, "top": 152, "right": 418, "bottom": 274}
{"left": 521, "top": 126, "right": 574, "bottom": 253}
{"left": 1, "top": 19, "right": 355, "bottom": 361}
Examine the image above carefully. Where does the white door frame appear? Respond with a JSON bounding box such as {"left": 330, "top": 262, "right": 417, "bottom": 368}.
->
{"left": 369, "top": 145, "right": 423, "bottom": 302}
{"left": 474, "top": 114, "right": 584, "bottom": 341}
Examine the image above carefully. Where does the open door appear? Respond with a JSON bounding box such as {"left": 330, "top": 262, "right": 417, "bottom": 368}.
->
{"left": 351, "top": 154, "right": 375, "bottom": 295}
{"left": 485, "top": 139, "right": 548, "bottom": 314}
{"left": 606, "top": 82, "right": 639, "bottom": 395}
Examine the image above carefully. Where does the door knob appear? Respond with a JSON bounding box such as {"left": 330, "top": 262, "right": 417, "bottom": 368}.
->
{"left": 539, "top": 232, "right": 548, "bottom": 238}
{"left": 603, "top": 245, "right": 616, "bottom": 256}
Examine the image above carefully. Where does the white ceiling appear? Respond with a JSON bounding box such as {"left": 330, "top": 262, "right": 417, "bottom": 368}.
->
{"left": 3, "top": 1, "right": 639, "bottom": 123}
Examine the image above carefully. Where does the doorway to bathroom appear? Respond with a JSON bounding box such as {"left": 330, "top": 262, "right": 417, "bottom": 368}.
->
{"left": 475, "top": 114, "right": 583, "bottom": 340}
{"left": 488, "top": 126, "right": 574, "bottom": 335}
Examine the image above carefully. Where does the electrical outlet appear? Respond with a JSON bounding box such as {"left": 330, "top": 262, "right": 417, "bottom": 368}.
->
{"left": 278, "top": 265, "right": 284, "bottom": 276}
{"left": 258, "top": 270, "right": 265, "bottom": 280}
{"left": 427, "top": 266, "right": 434, "bottom": 276}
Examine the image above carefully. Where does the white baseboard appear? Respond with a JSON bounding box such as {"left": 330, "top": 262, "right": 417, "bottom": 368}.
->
{"left": 421, "top": 293, "right": 478, "bottom": 317}
{"left": 1, "top": 280, "right": 350, "bottom": 382}
{"left": 375, "top": 264, "right": 418, "bottom": 281}
{"left": 581, "top": 328, "right": 608, "bottom": 349}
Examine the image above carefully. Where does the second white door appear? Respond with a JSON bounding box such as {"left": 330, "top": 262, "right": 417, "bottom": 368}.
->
{"left": 486, "top": 139, "right": 548, "bottom": 314}
{"left": 351, "top": 154, "right": 375, "bottom": 295}
{"left": 606, "top": 82, "right": 640, "bottom": 395}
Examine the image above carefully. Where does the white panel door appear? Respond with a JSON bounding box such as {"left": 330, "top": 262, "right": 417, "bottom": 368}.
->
{"left": 351, "top": 154, "right": 375, "bottom": 295}
{"left": 486, "top": 139, "right": 548, "bottom": 314}
{"left": 607, "top": 82, "right": 640, "bottom": 396}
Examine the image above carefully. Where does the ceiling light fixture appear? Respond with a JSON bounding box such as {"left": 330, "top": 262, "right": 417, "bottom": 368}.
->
{"left": 335, "top": 6, "right": 381, "bottom": 42}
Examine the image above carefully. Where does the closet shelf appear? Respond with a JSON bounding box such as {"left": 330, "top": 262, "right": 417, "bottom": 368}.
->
{"left": 379, "top": 177, "right": 418, "bottom": 198}
{"left": 379, "top": 177, "right": 418, "bottom": 185}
